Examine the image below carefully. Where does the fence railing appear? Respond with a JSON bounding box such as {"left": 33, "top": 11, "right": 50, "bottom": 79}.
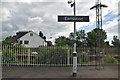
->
{"left": 1, "top": 45, "right": 119, "bottom": 66}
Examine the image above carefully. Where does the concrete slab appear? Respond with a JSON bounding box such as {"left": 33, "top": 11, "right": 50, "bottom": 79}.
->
{"left": 2, "top": 65, "right": 118, "bottom": 78}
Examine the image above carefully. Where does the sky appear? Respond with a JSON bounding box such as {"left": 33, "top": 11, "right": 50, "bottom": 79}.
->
{"left": 0, "top": 0, "right": 120, "bottom": 45}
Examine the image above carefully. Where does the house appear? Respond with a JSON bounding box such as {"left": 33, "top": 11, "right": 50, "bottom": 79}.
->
{"left": 11, "top": 31, "right": 50, "bottom": 48}
{"left": 46, "top": 41, "right": 53, "bottom": 46}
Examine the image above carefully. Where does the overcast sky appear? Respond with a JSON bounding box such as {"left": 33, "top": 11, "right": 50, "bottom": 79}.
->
{"left": 0, "top": 0, "right": 120, "bottom": 44}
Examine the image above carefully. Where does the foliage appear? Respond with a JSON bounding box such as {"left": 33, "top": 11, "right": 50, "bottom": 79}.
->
{"left": 77, "top": 52, "right": 89, "bottom": 64}
{"left": 2, "top": 48, "right": 16, "bottom": 63}
{"left": 55, "top": 36, "right": 67, "bottom": 46}
{"left": 2, "top": 36, "right": 13, "bottom": 45}
{"left": 3, "top": 44, "right": 28, "bottom": 54}
{"left": 55, "top": 30, "right": 87, "bottom": 47}
{"left": 86, "top": 28, "right": 107, "bottom": 47}
{"left": 2, "top": 44, "right": 28, "bottom": 64}
{"left": 43, "top": 36, "right": 46, "bottom": 40}
{"left": 104, "top": 41, "right": 110, "bottom": 47}
{"left": 69, "top": 33, "right": 74, "bottom": 40}
{"left": 55, "top": 36, "right": 73, "bottom": 47}
{"left": 66, "top": 38, "right": 74, "bottom": 47}
{"left": 76, "top": 30, "right": 86, "bottom": 40}
{"left": 2, "top": 44, "right": 119, "bottom": 65}
{"left": 39, "top": 31, "right": 43, "bottom": 37}
{"left": 69, "top": 30, "right": 86, "bottom": 40}
{"left": 69, "top": 30, "right": 87, "bottom": 47}
{"left": 2, "top": 36, "right": 25, "bottom": 46}
{"left": 32, "top": 46, "right": 68, "bottom": 64}
{"left": 55, "top": 29, "right": 107, "bottom": 48}
{"left": 104, "top": 56, "right": 118, "bottom": 63}
{"left": 112, "top": 35, "right": 120, "bottom": 47}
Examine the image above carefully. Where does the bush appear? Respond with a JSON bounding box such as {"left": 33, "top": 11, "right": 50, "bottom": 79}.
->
{"left": 2, "top": 49, "right": 16, "bottom": 64}
{"left": 32, "top": 46, "right": 68, "bottom": 64}
{"left": 104, "top": 56, "right": 118, "bottom": 63}
{"left": 77, "top": 52, "right": 89, "bottom": 64}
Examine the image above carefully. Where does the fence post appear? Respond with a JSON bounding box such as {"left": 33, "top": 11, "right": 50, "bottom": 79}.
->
{"left": 67, "top": 46, "right": 70, "bottom": 65}
{"left": 28, "top": 48, "right": 30, "bottom": 65}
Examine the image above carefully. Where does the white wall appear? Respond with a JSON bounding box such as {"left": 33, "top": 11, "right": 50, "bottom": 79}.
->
{"left": 18, "top": 32, "right": 45, "bottom": 48}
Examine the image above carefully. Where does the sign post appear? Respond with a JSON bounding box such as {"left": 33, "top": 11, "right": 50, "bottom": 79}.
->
{"left": 58, "top": 15, "right": 89, "bottom": 77}
{"left": 58, "top": 0, "right": 89, "bottom": 77}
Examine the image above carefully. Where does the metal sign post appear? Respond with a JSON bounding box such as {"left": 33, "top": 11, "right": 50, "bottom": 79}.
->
{"left": 73, "top": 0, "right": 77, "bottom": 77}
{"left": 58, "top": 0, "right": 89, "bottom": 77}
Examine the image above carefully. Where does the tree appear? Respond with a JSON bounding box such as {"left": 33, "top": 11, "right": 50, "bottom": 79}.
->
{"left": 86, "top": 30, "right": 97, "bottom": 47}
{"left": 86, "top": 28, "right": 107, "bottom": 47}
{"left": 2, "top": 36, "right": 13, "bottom": 45}
{"left": 55, "top": 36, "right": 67, "bottom": 46}
{"left": 55, "top": 36, "right": 74, "bottom": 47}
{"left": 55, "top": 29, "right": 107, "bottom": 48}
{"left": 76, "top": 30, "right": 86, "bottom": 47}
{"left": 69, "top": 30, "right": 86, "bottom": 41}
{"left": 76, "top": 30, "right": 86, "bottom": 41}
{"left": 66, "top": 38, "right": 74, "bottom": 47}
{"left": 69, "top": 30, "right": 86, "bottom": 47}
{"left": 43, "top": 36, "right": 46, "bottom": 40}
{"left": 39, "top": 31, "right": 43, "bottom": 37}
{"left": 104, "top": 41, "right": 110, "bottom": 47}
{"left": 112, "top": 35, "right": 120, "bottom": 47}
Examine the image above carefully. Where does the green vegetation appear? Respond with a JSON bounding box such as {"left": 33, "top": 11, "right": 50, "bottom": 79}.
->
{"left": 55, "top": 28, "right": 107, "bottom": 48}
{"left": 2, "top": 48, "right": 16, "bottom": 64}
{"left": 32, "top": 46, "right": 68, "bottom": 64}
{"left": 77, "top": 53, "right": 89, "bottom": 64}
{"left": 55, "top": 36, "right": 71, "bottom": 47}
{"left": 2, "top": 36, "right": 13, "bottom": 45}
{"left": 112, "top": 35, "right": 120, "bottom": 47}
{"left": 104, "top": 56, "right": 118, "bottom": 63}
{"left": 86, "top": 28, "right": 107, "bottom": 47}
{"left": 2, "top": 45, "right": 28, "bottom": 64}
{"left": 2, "top": 28, "right": 120, "bottom": 65}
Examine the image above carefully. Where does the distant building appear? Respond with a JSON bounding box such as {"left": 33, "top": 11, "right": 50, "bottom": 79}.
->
{"left": 46, "top": 41, "right": 53, "bottom": 46}
{"left": 11, "top": 31, "right": 52, "bottom": 48}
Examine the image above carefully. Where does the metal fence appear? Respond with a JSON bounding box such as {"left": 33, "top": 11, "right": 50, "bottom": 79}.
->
{"left": 1, "top": 45, "right": 119, "bottom": 66}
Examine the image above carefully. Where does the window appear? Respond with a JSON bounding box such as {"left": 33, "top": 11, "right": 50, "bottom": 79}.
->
{"left": 24, "top": 40, "right": 29, "bottom": 44}
{"left": 20, "top": 40, "right": 22, "bottom": 44}
{"left": 30, "top": 33, "right": 33, "bottom": 36}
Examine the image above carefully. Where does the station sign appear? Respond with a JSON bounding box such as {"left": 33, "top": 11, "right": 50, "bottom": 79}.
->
{"left": 58, "top": 16, "right": 89, "bottom": 22}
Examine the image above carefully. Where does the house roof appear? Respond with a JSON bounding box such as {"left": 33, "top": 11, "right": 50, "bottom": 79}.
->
{"left": 16, "top": 31, "right": 29, "bottom": 39}
{"left": 11, "top": 31, "right": 30, "bottom": 42}
{"left": 10, "top": 31, "right": 47, "bottom": 43}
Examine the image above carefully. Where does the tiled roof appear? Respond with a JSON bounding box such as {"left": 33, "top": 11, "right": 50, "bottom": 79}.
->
{"left": 11, "top": 31, "right": 30, "bottom": 42}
